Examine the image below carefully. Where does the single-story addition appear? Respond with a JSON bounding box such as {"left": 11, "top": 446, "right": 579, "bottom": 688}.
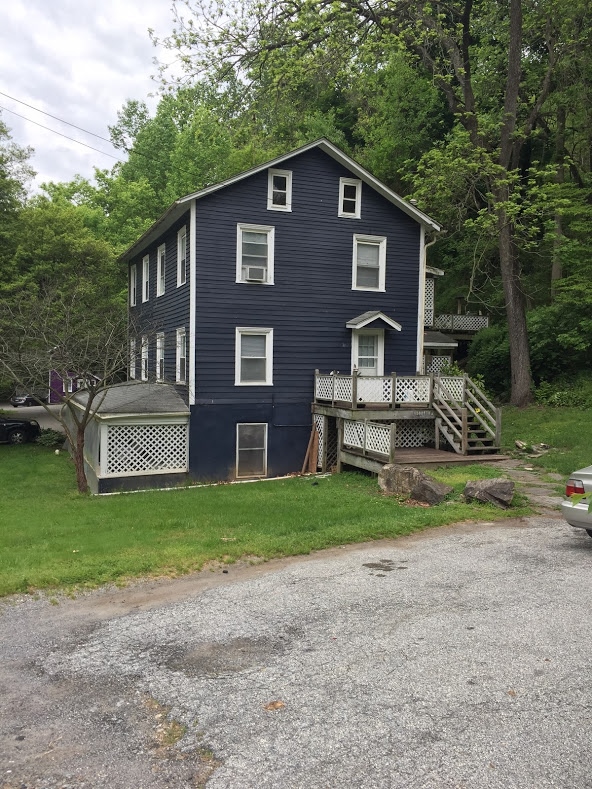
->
{"left": 68, "top": 381, "right": 189, "bottom": 494}
{"left": 81, "top": 138, "right": 500, "bottom": 493}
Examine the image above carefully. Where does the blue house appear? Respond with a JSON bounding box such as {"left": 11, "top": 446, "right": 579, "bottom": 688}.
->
{"left": 83, "top": 139, "right": 499, "bottom": 493}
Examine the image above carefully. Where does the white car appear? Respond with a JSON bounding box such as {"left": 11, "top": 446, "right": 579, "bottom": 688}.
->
{"left": 562, "top": 466, "right": 592, "bottom": 538}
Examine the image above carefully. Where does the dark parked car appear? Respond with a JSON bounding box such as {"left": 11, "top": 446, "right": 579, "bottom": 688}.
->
{"left": 10, "top": 392, "right": 48, "bottom": 407}
{"left": 0, "top": 415, "right": 41, "bottom": 444}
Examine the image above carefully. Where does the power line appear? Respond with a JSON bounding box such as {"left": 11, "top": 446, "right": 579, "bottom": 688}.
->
{"left": 0, "top": 104, "right": 123, "bottom": 161}
{"left": 0, "top": 89, "right": 115, "bottom": 145}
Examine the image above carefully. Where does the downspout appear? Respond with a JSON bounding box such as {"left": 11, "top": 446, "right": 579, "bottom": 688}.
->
{"left": 416, "top": 231, "right": 438, "bottom": 374}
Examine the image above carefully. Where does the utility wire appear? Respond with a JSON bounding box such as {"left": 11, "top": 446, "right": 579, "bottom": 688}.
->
{"left": 0, "top": 104, "right": 123, "bottom": 161}
{"left": 0, "top": 89, "right": 115, "bottom": 145}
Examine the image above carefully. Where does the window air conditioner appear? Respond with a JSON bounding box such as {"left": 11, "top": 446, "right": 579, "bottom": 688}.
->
{"left": 245, "top": 266, "right": 267, "bottom": 282}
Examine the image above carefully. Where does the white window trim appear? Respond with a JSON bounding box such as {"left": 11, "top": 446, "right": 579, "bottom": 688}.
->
{"left": 129, "top": 338, "right": 136, "bottom": 380}
{"left": 351, "top": 329, "right": 385, "bottom": 375}
{"left": 236, "top": 423, "right": 268, "bottom": 479}
{"left": 267, "top": 169, "right": 292, "bottom": 212}
{"left": 236, "top": 224, "right": 275, "bottom": 285}
{"left": 352, "top": 234, "right": 387, "bottom": 292}
{"left": 157, "top": 244, "right": 166, "bottom": 296}
{"left": 129, "top": 264, "right": 137, "bottom": 306}
{"left": 339, "top": 177, "right": 362, "bottom": 219}
{"left": 142, "top": 255, "right": 149, "bottom": 302}
{"left": 141, "top": 336, "right": 149, "bottom": 381}
{"left": 156, "top": 333, "right": 165, "bottom": 382}
{"left": 235, "top": 327, "right": 274, "bottom": 386}
{"left": 177, "top": 226, "right": 187, "bottom": 287}
{"left": 176, "top": 328, "right": 187, "bottom": 384}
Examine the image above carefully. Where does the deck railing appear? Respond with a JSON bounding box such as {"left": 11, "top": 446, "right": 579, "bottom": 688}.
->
{"left": 433, "top": 314, "right": 489, "bottom": 331}
{"left": 343, "top": 419, "right": 394, "bottom": 460}
{"left": 314, "top": 370, "right": 434, "bottom": 408}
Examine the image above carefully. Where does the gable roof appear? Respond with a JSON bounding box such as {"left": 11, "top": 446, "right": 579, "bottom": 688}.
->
{"left": 119, "top": 138, "right": 441, "bottom": 263}
{"left": 346, "top": 311, "right": 402, "bottom": 331}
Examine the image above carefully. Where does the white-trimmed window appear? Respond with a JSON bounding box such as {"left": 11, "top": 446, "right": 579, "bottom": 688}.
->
{"left": 352, "top": 235, "right": 386, "bottom": 292}
{"left": 156, "top": 333, "right": 165, "bottom": 382}
{"left": 236, "top": 224, "right": 275, "bottom": 284}
{"left": 142, "top": 255, "right": 149, "bottom": 302}
{"left": 235, "top": 328, "right": 273, "bottom": 386}
{"left": 176, "top": 328, "right": 187, "bottom": 383}
{"left": 62, "top": 377, "right": 74, "bottom": 394}
{"left": 236, "top": 423, "right": 268, "bottom": 478}
{"left": 157, "top": 244, "right": 166, "bottom": 296}
{"left": 141, "top": 336, "right": 148, "bottom": 381}
{"left": 177, "top": 226, "right": 187, "bottom": 286}
{"left": 129, "top": 338, "right": 136, "bottom": 380}
{"left": 267, "top": 169, "right": 292, "bottom": 211}
{"left": 339, "top": 178, "right": 361, "bottom": 218}
{"left": 129, "top": 264, "right": 137, "bottom": 306}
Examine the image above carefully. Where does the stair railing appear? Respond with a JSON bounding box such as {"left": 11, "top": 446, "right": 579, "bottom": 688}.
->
{"left": 432, "top": 377, "right": 465, "bottom": 453}
{"left": 464, "top": 375, "right": 498, "bottom": 441}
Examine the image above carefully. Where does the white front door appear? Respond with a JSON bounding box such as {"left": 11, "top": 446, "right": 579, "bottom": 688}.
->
{"left": 352, "top": 330, "right": 384, "bottom": 376}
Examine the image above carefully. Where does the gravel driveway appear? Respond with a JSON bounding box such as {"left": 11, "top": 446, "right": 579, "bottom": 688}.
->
{"left": 2, "top": 511, "right": 592, "bottom": 789}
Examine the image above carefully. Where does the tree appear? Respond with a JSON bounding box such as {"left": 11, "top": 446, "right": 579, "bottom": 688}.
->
{"left": 153, "top": 0, "right": 592, "bottom": 406}
{"left": 0, "top": 198, "right": 129, "bottom": 493}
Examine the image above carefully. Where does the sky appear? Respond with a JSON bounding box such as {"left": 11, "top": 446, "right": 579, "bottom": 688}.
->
{"left": 0, "top": 0, "right": 177, "bottom": 189}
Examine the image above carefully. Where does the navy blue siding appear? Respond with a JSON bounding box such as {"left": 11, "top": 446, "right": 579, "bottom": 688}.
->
{"left": 193, "top": 148, "right": 420, "bottom": 406}
{"left": 128, "top": 210, "right": 191, "bottom": 390}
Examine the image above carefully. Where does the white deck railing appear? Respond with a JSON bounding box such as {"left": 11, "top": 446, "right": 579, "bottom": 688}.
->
{"left": 343, "top": 419, "right": 393, "bottom": 459}
{"left": 315, "top": 371, "right": 436, "bottom": 408}
{"left": 433, "top": 314, "right": 489, "bottom": 331}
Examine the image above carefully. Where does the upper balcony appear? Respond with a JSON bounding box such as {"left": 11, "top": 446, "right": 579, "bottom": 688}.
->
{"left": 432, "top": 314, "right": 489, "bottom": 332}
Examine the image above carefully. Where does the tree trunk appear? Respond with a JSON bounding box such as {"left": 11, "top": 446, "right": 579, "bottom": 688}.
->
{"left": 73, "top": 426, "right": 89, "bottom": 494}
{"left": 497, "top": 194, "right": 532, "bottom": 407}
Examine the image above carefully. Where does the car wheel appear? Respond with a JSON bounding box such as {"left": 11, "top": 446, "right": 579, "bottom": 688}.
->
{"left": 8, "top": 429, "right": 27, "bottom": 445}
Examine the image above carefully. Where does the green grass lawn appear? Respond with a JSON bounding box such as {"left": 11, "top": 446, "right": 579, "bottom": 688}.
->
{"left": 0, "top": 443, "right": 526, "bottom": 597}
{"left": 501, "top": 405, "right": 592, "bottom": 476}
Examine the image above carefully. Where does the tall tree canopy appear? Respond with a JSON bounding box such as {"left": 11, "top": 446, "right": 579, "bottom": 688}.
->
{"left": 151, "top": 0, "right": 592, "bottom": 406}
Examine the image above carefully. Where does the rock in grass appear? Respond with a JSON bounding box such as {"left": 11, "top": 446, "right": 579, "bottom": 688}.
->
{"left": 378, "top": 464, "right": 453, "bottom": 506}
{"left": 463, "top": 478, "right": 515, "bottom": 509}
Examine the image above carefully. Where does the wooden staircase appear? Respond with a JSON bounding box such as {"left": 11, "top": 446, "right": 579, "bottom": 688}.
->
{"left": 433, "top": 376, "right": 501, "bottom": 456}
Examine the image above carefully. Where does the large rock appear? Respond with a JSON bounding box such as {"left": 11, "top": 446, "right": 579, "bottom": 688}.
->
{"left": 463, "top": 478, "right": 515, "bottom": 509}
{"left": 378, "top": 464, "right": 453, "bottom": 505}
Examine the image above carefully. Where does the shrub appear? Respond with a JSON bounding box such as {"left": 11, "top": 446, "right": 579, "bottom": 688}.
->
{"left": 36, "top": 429, "right": 66, "bottom": 448}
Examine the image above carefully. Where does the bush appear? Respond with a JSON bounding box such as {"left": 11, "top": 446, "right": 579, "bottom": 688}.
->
{"left": 36, "top": 429, "right": 66, "bottom": 448}
{"left": 534, "top": 375, "right": 592, "bottom": 409}
{"left": 466, "top": 325, "right": 511, "bottom": 398}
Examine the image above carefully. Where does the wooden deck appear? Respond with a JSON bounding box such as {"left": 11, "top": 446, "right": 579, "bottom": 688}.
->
{"left": 340, "top": 447, "right": 508, "bottom": 474}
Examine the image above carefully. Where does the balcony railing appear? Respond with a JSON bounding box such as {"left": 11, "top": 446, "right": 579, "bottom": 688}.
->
{"left": 314, "top": 370, "right": 465, "bottom": 408}
{"left": 433, "top": 314, "right": 489, "bottom": 331}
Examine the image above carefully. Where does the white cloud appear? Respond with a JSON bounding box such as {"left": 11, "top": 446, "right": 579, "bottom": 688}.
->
{"left": 0, "top": 0, "right": 176, "bottom": 188}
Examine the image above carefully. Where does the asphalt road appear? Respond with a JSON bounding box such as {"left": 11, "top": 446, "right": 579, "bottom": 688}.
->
{"left": 2, "top": 512, "right": 591, "bottom": 789}
{"left": 0, "top": 402, "right": 65, "bottom": 432}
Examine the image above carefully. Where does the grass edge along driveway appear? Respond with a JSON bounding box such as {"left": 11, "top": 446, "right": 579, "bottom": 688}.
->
{"left": 0, "top": 445, "right": 529, "bottom": 597}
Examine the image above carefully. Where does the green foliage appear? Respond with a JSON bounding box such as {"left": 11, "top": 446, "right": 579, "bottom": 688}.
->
{"left": 36, "top": 429, "right": 66, "bottom": 448}
{"left": 466, "top": 326, "right": 511, "bottom": 397}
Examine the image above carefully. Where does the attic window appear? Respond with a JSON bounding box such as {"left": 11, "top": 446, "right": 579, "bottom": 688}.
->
{"left": 267, "top": 169, "right": 292, "bottom": 211}
{"left": 339, "top": 178, "right": 361, "bottom": 218}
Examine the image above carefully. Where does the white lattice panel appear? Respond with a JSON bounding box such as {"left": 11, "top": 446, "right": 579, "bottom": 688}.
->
{"left": 334, "top": 376, "right": 352, "bottom": 402}
{"left": 424, "top": 278, "right": 435, "bottom": 327}
{"left": 357, "top": 376, "right": 392, "bottom": 403}
{"left": 426, "top": 355, "right": 452, "bottom": 374}
{"left": 395, "top": 377, "right": 430, "bottom": 403}
{"left": 394, "top": 420, "right": 434, "bottom": 448}
{"left": 434, "top": 314, "right": 488, "bottom": 331}
{"left": 343, "top": 420, "right": 365, "bottom": 449}
{"left": 366, "top": 423, "right": 391, "bottom": 456}
{"left": 314, "top": 414, "right": 325, "bottom": 470}
{"left": 106, "top": 423, "right": 188, "bottom": 475}
{"left": 315, "top": 375, "right": 333, "bottom": 400}
{"left": 440, "top": 376, "right": 465, "bottom": 401}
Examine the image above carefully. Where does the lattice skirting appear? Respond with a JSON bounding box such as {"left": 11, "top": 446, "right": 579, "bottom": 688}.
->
{"left": 394, "top": 420, "right": 435, "bottom": 448}
{"left": 106, "top": 423, "right": 188, "bottom": 475}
